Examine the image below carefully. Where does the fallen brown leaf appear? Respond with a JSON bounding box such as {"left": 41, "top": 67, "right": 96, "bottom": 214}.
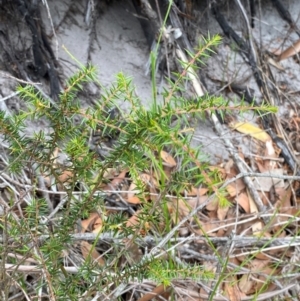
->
{"left": 224, "top": 275, "right": 242, "bottom": 301}
{"left": 268, "top": 57, "right": 284, "bottom": 70}
{"left": 136, "top": 284, "right": 171, "bottom": 301}
{"left": 195, "top": 220, "right": 220, "bottom": 236}
{"left": 236, "top": 192, "right": 250, "bottom": 213}
{"left": 217, "top": 205, "right": 229, "bottom": 221}
{"left": 248, "top": 190, "right": 263, "bottom": 234}
{"left": 102, "top": 170, "right": 127, "bottom": 193}
{"left": 127, "top": 181, "right": 146, "bottom": 204}
{"left": 169, "top": 196, "right": 207, "bottom": 223}
{"left": 126, "top": 210, "right": 141, "bottom": 228}
{"left": 127, "top": 182, "right": 138, "bottom": 199}
{"left": 278, "top": 39, "right": 300, "bottom": 61}
{"left": 80, "top": 241, "right": 105, "bottom": 266}
{"left": 126, "top": 210, "right": 149, "bottom": 235}
{"left": 81, "top": 212, "right": 100, "bottom": 233}
{"left": 230, "top": 122, "right": 271, "bottom": 142}
{"left": 205, "top": 198, "right": 218, "bottom": 211}
{"left": 92, "top": 217, "right": 103, "bottom": 234}
{"left": 58, "top": 170, "right": 74, "bottom": 184}
{"left": 140, "top": 173, "right": 159, "bottom": 187}
{"left": 226, "top": 180, "right": 246, "bottom": 197}
{"left": 127, "top": 195, "right": 142, "bottom": 204}
{"left": 274, "top": 186, "right": 292, "bottom": 208}
{"left": 224, "top": 159, "right": 235, "bottom": 176}
{"left": 186, "top": 187, "right": 208, "bottom": 196}
{"left": 160, "top": 150, "right": 177, "bottom": 167}
{"left": 238, "top": 274, "right": 255, "bottom": 294}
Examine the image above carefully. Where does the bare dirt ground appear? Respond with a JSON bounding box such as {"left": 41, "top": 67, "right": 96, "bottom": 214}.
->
{"left": 1, "top": 0, "right": 300, "bottom": 164}
{"left": 42, "top": 0, "right": 300, "bottom": 164}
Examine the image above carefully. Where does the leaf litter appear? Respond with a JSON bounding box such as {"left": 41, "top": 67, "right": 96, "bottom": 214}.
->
{"left": 2, "top": 0, "right": 300, "bottom": 300}
{"left": 66, "top": 122, "right": 299, "bottom": 299}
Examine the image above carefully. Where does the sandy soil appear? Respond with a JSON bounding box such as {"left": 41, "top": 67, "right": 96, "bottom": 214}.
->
{"left": 43, "top": 0, "right": 231, "bottom": 163}
{"left": 2, "top": 0, "right": 300, "bottom": 164}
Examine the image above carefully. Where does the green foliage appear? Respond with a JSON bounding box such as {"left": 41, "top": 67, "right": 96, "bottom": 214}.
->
{"left": 0, "top": 33, "right": 276, "bottom": 301}
{"left": 146, "top": 258, "right": 214, "bottom": 286}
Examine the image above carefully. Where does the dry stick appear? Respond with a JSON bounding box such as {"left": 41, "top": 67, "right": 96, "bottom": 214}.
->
{"left": 7, "top": 230, "right": 300, "bottom": 249}
{"left": 154, "top": 0, "right": 171, "bottom": 79}
{"left": 224, "top": 171, "right": 300, "bottom": 183}
{"left": 0, "top": 91, "right": 20, "bottom": 104}
{"left": 85, "top": 0, "right": 101, "bottom": 61}
{"left": 6, "top": 235, "right": 300, "bottom": 270}
{"left": 0, "top": 71, "right": 41, "bottom": 86}
{"left": 84, "top": 0, "right": 94, "bottom": 26}
{"left": 42, "top": 0, "right": 59, "bottom": 59}
{"left": 169, "top": 4, "right": 194, "bottom": 54}
{"left": 5, "top": 264, "right": 78, "bottom": 274}
{"left": 235, "top": 0, "right": 257, "bottom": 63}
